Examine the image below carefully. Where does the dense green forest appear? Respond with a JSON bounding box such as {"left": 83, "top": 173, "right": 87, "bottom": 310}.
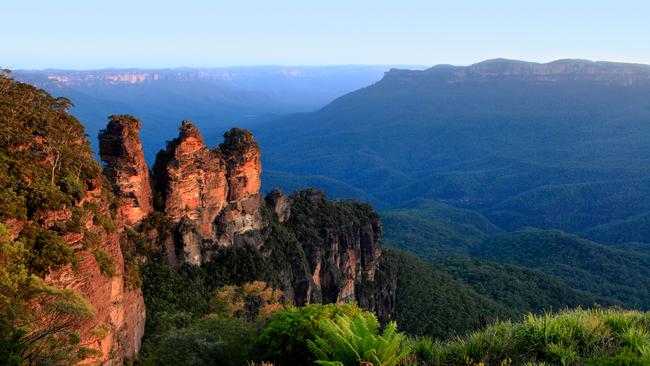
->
{"left": 381, "top": 199, "right": 501, "bottom": 258}
{"left": 471, "top": 229, "right": 650, "bottom": 308}
{"left": 380, "top": 195, "right": 650, "bottom": 312}
{"left": 254, "top": 60, "right": 650, "bottom": 242}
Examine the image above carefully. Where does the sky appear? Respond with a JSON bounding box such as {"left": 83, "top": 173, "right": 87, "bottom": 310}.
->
{"left": 2, "top": 0, "right": 649, "bottom": 69}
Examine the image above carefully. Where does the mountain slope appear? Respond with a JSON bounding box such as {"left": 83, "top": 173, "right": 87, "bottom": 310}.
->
{"left": 253, "top": 59, "right": 650, "bottom": 239}
{"left": 381, "top": 199, "right": 502, "bottom": 258}
{"left": 470, "top": 228, "right": 650, "bottom": 308}
{"left": 436, "top": 256, "right": 612, "bottom": 313}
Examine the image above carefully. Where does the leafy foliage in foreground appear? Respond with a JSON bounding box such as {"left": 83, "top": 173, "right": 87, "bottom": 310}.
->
{"left": 408, "top": 308, "right": 650, "bottom": 366}
{"left": 308, "top": 314, "right": 409, "bottom": 366}
{"left": 250, "top": 303, "right": 369, "bottom": 366}
{"left": 0, "top": 223, "right": 97, "bottom": 365}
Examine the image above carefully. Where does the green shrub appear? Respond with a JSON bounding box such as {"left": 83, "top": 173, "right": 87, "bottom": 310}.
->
{"left": 19, "top": 224, "right": 76, "bottom": 275}
{"left": 93, "top": 212, "right": 116, "bottom": 233}
{"left": 58, "top": 173, "right": 84, "bottom": 202}
{"left": 82, "top": 229, "right": 100, "bottom": 250}
{"left": 0, "top": 188, "right": 27, "bottom": 220}
{"left": 408, "top": 337, "right": 444, "bottom": 366}
{"left": 139, "top": 315, "right": 257, "bottom": 366}
{"left": 92, "top": 249, "right": 116, "bottom": 277}
{"left": 308, "top": 313, "right": 410, "bottom": 366}
{"left": 249, "top": 303, "right": 369, "bottom": 365}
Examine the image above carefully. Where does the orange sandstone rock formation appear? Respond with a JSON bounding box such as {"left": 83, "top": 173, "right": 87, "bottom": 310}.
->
{"left": 98, "top": 115, "right": 153, "bottom": 226}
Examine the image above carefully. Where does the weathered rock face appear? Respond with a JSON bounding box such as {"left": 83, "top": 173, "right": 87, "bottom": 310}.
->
{"left": 154, "top": 121, "right": 229, "bottom": 235}
{"left": 215, "top": 128, "right": 263, "bottom": 246}
{"left": 98, "top": 115, "right": 154, "bottom": 227}
{"left": 153, "top": 122, "right": 262, "bottom": 264}
{"left": 281, "top": 189, "right": 389, "bottom": 314}
{"left": 39, "top": 179, "right": 146, "bottom": 365}
{"left": 265, "top": 188, "right": 291, "bottom": 223}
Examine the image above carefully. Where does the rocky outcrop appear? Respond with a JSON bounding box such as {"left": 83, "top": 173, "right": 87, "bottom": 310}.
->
{"left": 153, "top": 121, "right": 228, "bottom": 236}
{"left": 283, "top": 189, "right": 387, "bottom": 311}
{"left": 265, "top": 188, "right": 291, "bottom": 223}
{"left": 215, "top": 128, "right": 263, "bottom": 246}
{"left": 98, "top": 117, "right": 393, "bottom": 316}
{"left": 98, "top": 115, "right": 154, "bottom": 226}
{"left": 152, "top": 121, "right": 228, "bottom": 265}
{"left": 153, "top": 121, "right": 262, "bottom": 265}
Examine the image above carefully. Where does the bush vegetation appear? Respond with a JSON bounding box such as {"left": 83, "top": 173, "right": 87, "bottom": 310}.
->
{"left": 249, "top": 303, "right": 369, "bottom": 365}
{"left": 0, "top": 223, "right": 97, "bottom": 364}
{"left": 308, "top": 314, "right": 409, "bottom": 366}
{"left": 471, "top": 229, "right": 650, "bottom": 307}
{"left": 0, "top": 72, "right": 119, "bottom": 364}
{"left": 407, "top": 308, "right": 650, "bottom": 366}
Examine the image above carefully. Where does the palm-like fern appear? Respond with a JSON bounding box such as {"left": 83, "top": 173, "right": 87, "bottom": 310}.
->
{"left": 307, "top": 313, "right": 410, "bottom": 366}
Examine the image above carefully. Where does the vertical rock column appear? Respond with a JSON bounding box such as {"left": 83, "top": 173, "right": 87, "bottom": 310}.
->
{"left": 152, "top": 120, "right": 229, "bottom": 265}
{"left": 98, "top": 115, "right": 154, "bottom": 226}
{"left": 216, "top": 128, "right": 263, "bottom": 246}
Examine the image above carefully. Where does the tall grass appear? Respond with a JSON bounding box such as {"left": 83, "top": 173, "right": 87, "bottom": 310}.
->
{"left": 407, "top": 308, "right": 650, "bottom": 365}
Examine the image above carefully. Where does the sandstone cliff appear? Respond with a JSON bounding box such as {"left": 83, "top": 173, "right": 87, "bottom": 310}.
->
{"left": 42, "top": 182, "right": 146, "bottom": 364}
{"left": 0, "top": 72, "right": 146, "bottom": 365}
{"left": 98, "top": 115, "right": 154, "bottom": 227}
{"left": 151, "top": 122, "right": 262, "bottom": 265}
{"left": 279, "top": 189, "right": 391, "bottom": 315}
{"left": 1, "top": 146, "right": 145, "bottom": 364}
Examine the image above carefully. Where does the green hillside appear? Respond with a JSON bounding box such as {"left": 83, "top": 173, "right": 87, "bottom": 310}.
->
{"left": 583, "top": 211, "right": 650, "bottom": 245}
{"left": 381, "top": 199, "right": 501, "bottom": 258}
{"left": 254, "top": 59, "right": 650, "bottom": 240}
{"left": 381, "top": 248, "right": 509, "bottom": 338}
{"left": 471, "top": 229, "right": 650, "bottom": 308}
{"left": 436, "top": 256, "right": 611, "bottom": 314}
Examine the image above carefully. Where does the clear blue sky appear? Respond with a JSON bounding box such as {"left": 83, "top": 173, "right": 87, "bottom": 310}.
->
{"left": 3, "top": 0, "right": 649, "bottom": 69}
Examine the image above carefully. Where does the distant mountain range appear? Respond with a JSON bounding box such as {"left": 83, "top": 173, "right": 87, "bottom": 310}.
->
{"left": 13, "top": 65, "right": 423, "bottom": 160}
{"left": 253, "top": 58, "right": 650, "bottom": 238}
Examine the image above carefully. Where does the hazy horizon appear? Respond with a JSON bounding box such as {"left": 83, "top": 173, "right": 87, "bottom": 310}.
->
{"left": 12, "top": 57, "right": 650, "bottom": 73}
